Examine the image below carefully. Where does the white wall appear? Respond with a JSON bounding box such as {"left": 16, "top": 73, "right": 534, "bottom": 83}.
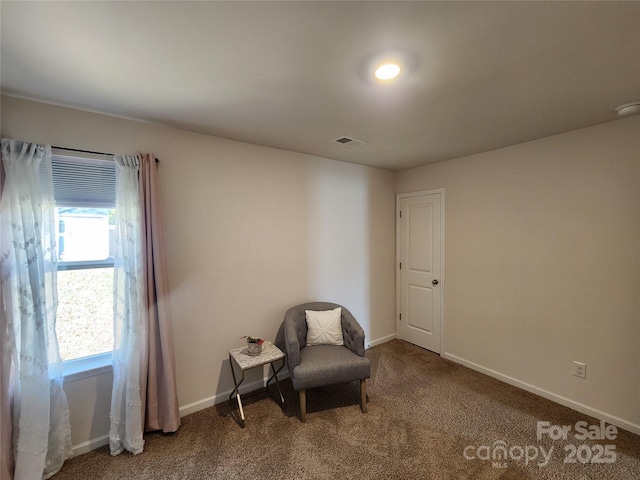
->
{"left": 396, "top": 116, "right": 640, "bottom": 433}
{"left": 1, "top": 95, "right": 397, "bottom": 450}
{"left": 4, "top": 93, "right": 638, "bottom": 450}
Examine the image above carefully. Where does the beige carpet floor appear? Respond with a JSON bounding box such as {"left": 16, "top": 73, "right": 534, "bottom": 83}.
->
{"left": 54, "top": 340, "right": 640, "bottom": 479}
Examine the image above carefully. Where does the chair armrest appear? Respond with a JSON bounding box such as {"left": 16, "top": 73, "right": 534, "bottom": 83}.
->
{"left": 283, "top": 319, "right": 302, "bottom": 373}
{"left": 342, "top": 309, "right": 366, "bottom": 357}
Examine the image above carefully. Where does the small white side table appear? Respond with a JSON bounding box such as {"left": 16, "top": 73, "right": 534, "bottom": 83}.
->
{"left": 228, "top": 341, "right": 285, "bottom": 427}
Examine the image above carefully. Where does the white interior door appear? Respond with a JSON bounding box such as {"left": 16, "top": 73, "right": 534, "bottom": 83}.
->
{"left": 397, "top": 191, "right": 443, "bottom": 353}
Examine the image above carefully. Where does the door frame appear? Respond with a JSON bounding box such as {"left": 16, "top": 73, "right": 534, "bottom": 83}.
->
{"left": 396, "top": 188, "right": 445, "bottom": 356}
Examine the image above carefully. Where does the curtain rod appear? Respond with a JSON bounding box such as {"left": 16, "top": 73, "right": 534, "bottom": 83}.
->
{"left": 52, "top": 146, "right": 160, "bottom": 163}
{"left": 53, "top": 146, "right": 114, "bottom": 156}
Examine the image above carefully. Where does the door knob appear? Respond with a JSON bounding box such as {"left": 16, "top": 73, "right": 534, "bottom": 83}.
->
{"left": 432, "top": 279, "right": 439, "bottom": 286}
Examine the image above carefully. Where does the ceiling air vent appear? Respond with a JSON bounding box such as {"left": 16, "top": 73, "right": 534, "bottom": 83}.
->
{"left": 332, "top": 136, "right": 366, "bottom": 147}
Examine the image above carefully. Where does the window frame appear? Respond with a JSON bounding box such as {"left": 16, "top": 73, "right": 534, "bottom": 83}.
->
{"left": 50, "top": 148, "right": 117, "bottom": 381}
{"left": 62, "top": 352, "right": 112, "bottom": 383}
{"left": 57, "top": 258, "right": 115, "bottom": 271}
{"left": 58, "top": 254, "right": 116, "bottom": 380}
{"left": 58, "top": 253, "right": 115, "bottom": 380}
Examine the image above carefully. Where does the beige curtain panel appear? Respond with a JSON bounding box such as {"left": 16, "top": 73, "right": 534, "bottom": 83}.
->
{"left": 138, "top": 153, "right": 181, "bottom": 434}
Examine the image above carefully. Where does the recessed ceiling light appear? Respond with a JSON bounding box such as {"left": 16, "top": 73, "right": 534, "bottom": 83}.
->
{"left": 615, "top": 102, "right": 640, "bottom": 117}
{"left": 358, "top": 49, "right": 417, "bottom": 85}
{"left": 374, "top": 63, "right": 401, "bottom": 81}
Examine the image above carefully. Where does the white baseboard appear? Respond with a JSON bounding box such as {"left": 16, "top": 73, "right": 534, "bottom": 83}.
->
{"left": 71, "top": 370, "right": 292, "bottom": 455}
{"left": 443, "top": 352, "right": 640, "bottom": 437}
{"left": 181, "top": 331, "right": 397, "bottom": 417}
{"left": 367, "top": 333, "right": 396, "bottom": 348}
{"left": 179, "top": 370, "right": 291, "bottom": 417}
{"left": 179, "top": 334, "right": 394, "bottom": 419}
{"left": 71, "top": 433, "right": 109, "bottom": 458}
{"left": 71, "top": 337, "right": 398, "bottom": 456}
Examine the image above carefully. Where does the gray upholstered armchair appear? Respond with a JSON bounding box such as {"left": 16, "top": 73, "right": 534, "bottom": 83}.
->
{"left": 276, "top": 302, "right": 371, "bottom": 422}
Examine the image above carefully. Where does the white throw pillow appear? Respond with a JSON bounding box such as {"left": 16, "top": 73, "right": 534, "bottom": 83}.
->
{"left": 305, "top": 307, "right": 344, "bottom": 346}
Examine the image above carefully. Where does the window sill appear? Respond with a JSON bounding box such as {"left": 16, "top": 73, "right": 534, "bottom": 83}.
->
{"left": 63, "top": 352, "right": 112, "bottom": 383}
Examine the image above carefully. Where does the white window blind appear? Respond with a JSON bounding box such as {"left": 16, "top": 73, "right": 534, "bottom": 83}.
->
{"left": 51, "top": 152, "right": 116, "bottom": 207}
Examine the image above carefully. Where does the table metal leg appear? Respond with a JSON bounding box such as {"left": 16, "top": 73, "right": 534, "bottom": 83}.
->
{"left": 229, "top": 354, "right": 246, "bottom": 427}
{"left": 267, "top": 361, "right": 285, "bottom": 409}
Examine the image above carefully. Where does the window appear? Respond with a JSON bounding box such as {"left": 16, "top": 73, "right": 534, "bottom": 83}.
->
{"left": 50, "top": 151, "right": 116, "bottom": 379}
{"left": 56, "top": 207, "right": 114, "bottom": 362}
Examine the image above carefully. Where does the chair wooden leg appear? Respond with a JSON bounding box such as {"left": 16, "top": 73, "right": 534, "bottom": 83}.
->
{"left": 299, "top": 389, "right": 307, "bottom": 422}
{"left": 360, "top": 379, "right": 367, "bottom": 414}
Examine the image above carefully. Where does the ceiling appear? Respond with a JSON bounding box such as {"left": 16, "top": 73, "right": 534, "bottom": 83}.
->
{"left": 1, "top": 1, "right": 639, "bottom": 171}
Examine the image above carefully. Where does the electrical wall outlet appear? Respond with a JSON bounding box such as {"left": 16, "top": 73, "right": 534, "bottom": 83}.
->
{"left": 573, "top": 361, "right": 586, "bottom": 379}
